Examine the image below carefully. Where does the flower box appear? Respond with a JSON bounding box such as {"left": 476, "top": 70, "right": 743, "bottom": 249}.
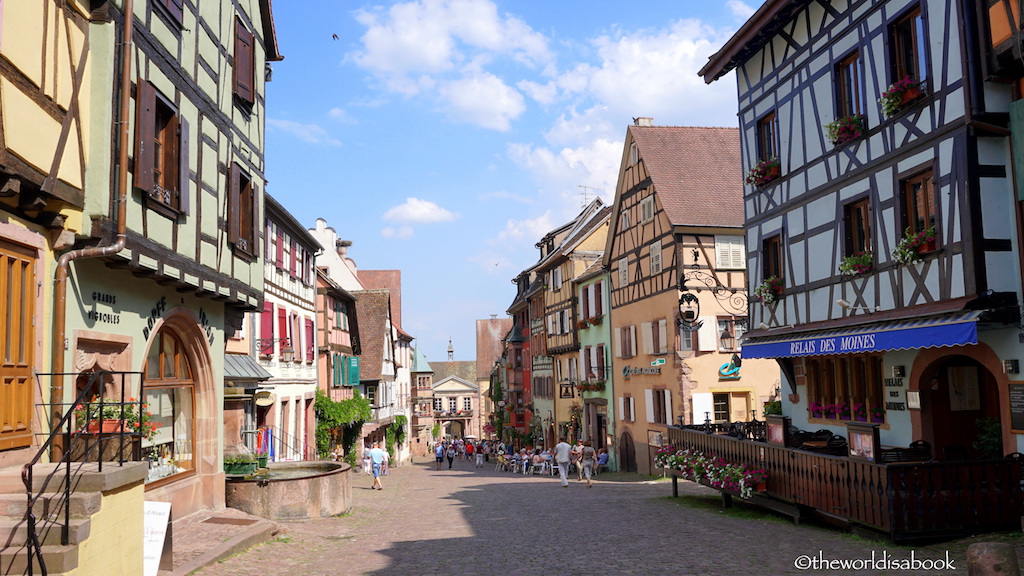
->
{"left": 753, "top": 276, "right": 783, "bottom": 306}
{"left": 838, "top": 251, "right": 873, "bottom": 276}
{"left": 880, "top": 76, "right": 924, "bottom": 117}
{"left": 745, "top": 158, "right": 781, "bottom": 187}
{"left": 825, "top": 114, "right": 866, "bottom": 146}
{"left": 224, "top": 461, "right": 258, "bottom": 476}
{"left": 892, "top": 225, "right": 936, "bottom": 265}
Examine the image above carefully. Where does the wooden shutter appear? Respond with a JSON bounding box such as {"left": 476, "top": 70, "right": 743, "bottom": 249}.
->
{"left": 290, "top": 240, "right": 297, "bottom": 277}
{"left": 645, "top": 389, "right": 655, "bottom": 423}
{"left": 650, "top": 240, "right": 662, "bottom": 274}
{"left": 228, "top": 163, "right": 241, "bottom": 244}
{"left": 164, "top": 0, "right": 184, "bottom": 25}
{"left": 134, "top": 80, "right": 156, "bottom": 193}
{"left": 618, "top": 397, "right": 625, "bottom": 421}
{"left": 259, "top": 301, "right": 273, "bottom": 355}
{"left": 305, "top": 317, "right": 314, "bottom": 362}
{"left": 178, "top": 116, "right": 190, "bottom": 214}
{"left": 349, "top": 356, "right": 360, "bottom": 385}
{"left": 697, "top": 317, "right": 717, "bottom": 352}
{"left": 333, "top": 354, "right": 341, "bottom": 387}
{"left": 641, "top": 322, "right": 653, "bottom": 354}
{"left": 657, "top": 319, "right": 668, "bottom": 354}
{"left": 276, "top": 228, "right": 284, "bottom": 268}
{"left": 628, "top": 325, "right": 637, "bottom": 357}
{"left": 614, "top": 327, "right": 622, "bottom": 358}
{"left": 250, "top": 183, "right": 260, "bottom": 254}
{"left": 664, "top": 390, "right": 673, "bottom": 425}
{"left": 234, "top": 18, "right": 254, "bottom": 103}
{"left": 596, "top": 345, "right": 605, "bottom": 378}
{"left": 277, "top": 307, "right": 288, "bottom": 351}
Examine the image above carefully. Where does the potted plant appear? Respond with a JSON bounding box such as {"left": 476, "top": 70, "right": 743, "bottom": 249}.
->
{"left": 753, "top": 275, "right": 784, "bottom": 305}
{"left": 835, "top": 402, "right": 851, "bottom": 421}
{"left": 588, "top": 314, "right": 604, "bottom": 325}
{"left": 73, "top": 396, "right": 158, "bottom": 440}
{"left": 825, "top": 114, "right": 866, "bottom": 146}
{"left": 892, "top": 225, "right": 936, "bottom": 265}
{"left": 880, "top": 75, "right": 924, "bottom": 117}
{"left": 838, "top": 251, "right": 873, "bottom": 276}
{"left": 809, "top": 401, "right": 824, "bottom": 418}
{"left": 256, "top": 450, "right": 269, "bottom": 469}
{"left": 763, "top": 399, "right": 782, "bottom": 416}
{"left": 852, "top": 402, "right": 867, "bottom": 422}
{"left": 870, "top": 407, "right": 885, "bottom": 423}
{"left": 576, "top": 319, "right": 590, "bottom": 329}
{"left": 745, "top": 157, "right": 781, "bottom": 187}
{"left": 224, "top": 453, "right": 258, "bottom": 475}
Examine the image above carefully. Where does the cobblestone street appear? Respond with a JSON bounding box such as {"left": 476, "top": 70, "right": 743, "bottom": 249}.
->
{"left": 193, "top": 458, "right": 994, "bottom": 576}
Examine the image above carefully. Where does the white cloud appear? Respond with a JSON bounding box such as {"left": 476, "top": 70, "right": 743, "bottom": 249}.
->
{"left": 381, "top": 226, "right": 414, "bottom": 239}
{"left": 494, "top": 211, "right": 556, "bottom": 244}
{"left": 266, "top": 119, "right": 342, "bottom": 146}
{"left": 382, "top": 197, "right": 460, "bottom": 223}
{"left": 516, "top": 79, "right": 558, "bottom": 106}
{"left": 328, "top": 108, "right": 356, "bottom": 124}
{"left": 479, "top": 190, "right": 532, "bottom": 203}
{"left": 438, "top": 73, "right": 525, "bottom": 131}
{"left": 727, "top": 1, "right": 757, "bottom": 21}
{"left": 347, "top": 0, "right": 551, "bottom": 128}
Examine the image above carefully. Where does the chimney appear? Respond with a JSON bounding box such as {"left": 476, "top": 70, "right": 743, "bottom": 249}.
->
{"left": 634, "top": 117, "right": 654, "bottom": 126}
{"left": 336, "top": 239, "right": 352, "bottom": 258}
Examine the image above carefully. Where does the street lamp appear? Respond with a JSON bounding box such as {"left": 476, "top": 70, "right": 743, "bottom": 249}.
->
{"left": 720, "top": 328, "right": 735, "bottom": 351}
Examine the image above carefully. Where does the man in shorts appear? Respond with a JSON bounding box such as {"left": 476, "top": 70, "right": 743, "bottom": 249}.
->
{"left": 434, "top": 442, "right": 445, "bottom": 470}
{"left": 368, "top": 442, "right": 387, "bottom": 490}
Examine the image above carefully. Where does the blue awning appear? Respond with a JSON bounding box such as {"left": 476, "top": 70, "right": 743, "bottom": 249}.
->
{"left": 741, "top": 311, "right": 982, "bottom": 359}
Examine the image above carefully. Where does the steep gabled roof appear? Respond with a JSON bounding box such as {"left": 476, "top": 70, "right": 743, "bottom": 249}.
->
{"left": 352, "top": 289, "right": 392, "bottom": 381}
{"left": 429, "top": 360, "right": 477, "bottom": 383}
{"left": 627, "top": 125, "right": 743, "bottom": 229}
{"left": 359, "top": 270, "right": 404, "bottom": 332}
{"left": 476, "top": 318, "right": 513, "bottom": 380}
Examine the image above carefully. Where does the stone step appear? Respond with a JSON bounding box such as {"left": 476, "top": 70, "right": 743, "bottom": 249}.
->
{"left": 0, "top": 462, "right": 147, "bottom": 494}
{"left": 0, "top": 517, "right": 91, "bottom": 547}
{"left": 0, "top": 543, "right": 78, "bottom": 574}
{"left": 0, "top": 492, "right": 102, "bottom": 522}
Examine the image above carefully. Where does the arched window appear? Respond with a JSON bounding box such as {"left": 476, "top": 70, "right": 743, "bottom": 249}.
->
{"left": 144, "top": 330, "right": 196, "bottom": 484}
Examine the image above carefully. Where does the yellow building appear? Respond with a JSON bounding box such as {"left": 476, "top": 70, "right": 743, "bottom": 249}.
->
{"left": 604, "top": 121, "right": 778, "bottom": 474}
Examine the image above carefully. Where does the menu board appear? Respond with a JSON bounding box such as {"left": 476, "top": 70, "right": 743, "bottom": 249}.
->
{"left": 1009, "top": 383, "right": 1024, "bottom": 433}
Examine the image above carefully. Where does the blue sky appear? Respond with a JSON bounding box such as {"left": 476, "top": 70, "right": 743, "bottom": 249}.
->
{"left": 265, "top": 0, "right": 756, "bottom": 363}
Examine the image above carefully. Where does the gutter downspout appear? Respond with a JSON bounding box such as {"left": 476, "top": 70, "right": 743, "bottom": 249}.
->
{"left": 51, "top": 0, "right": 134, "bottom": 431}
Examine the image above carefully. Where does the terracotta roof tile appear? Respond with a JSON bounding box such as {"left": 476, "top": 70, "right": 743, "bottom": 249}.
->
{"left": 429, "top": 360, "right": 477, "bottom": 383}
{"left": 359, "top": 270, "right": 403, "bottom": 331}
{"left": 352, "top": 290, "right": 392, "bottom": 381}
{"left": 628, "top": 126, "right": 743, "bottom": 228}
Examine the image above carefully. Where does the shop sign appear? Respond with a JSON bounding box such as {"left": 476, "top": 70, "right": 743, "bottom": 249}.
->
{"left": 622, "top": 365, "right": 661, "bottom": 380}
{"left": 88, "top": 291, "right": 121, "bottom": 325}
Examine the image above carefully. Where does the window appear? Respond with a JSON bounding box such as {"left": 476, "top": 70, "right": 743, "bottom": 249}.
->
{"left": 713, "top": 393, "right": 729, "bottom": 422}
{"left": 229, "top": 162, "right": 259, "bottom": 256}
{"left": 594, "top": 281, "right": 603, "bottom": 315}
{"left": 448, "top": 397, "right": 458, "bottom": 412}
{"left": 650, "top": 240, "right": 662, "bottom": 275}
{"left": 716, "top": 236, "right": 745, "bottom": 269}
{"left": 620, "top": 210, "right": 631, "bottom": 231}
{"left": 646, "top": 389, "right": 671, "bottom": 425}
{"left": 144, "top": 330, "right": 196, "bottom": 484}
{"left": 678, "top": 324, "right": 693, "bottom": 352}
{"left": 616, "top": 325, "right": 637, "bottom": 358}
{"left": 805, "top": 355, "right": 884, "bottom": 422}
{"left": 580, "top": 287, "right": 590, "bottom": 320}
{"left": 641, "top": 319, "right": 668, "bottom": 355}
{"left": 844, "top": 198, "right": 872, "bottom": 256}
{"left": 135, "top": 80, "right": 189, "bottom": 216}
{"left": 901, "top": 169, "right": 936, "bottom": 246}
{"left": 305, "top": 318, "right": 315, "bottom": 362}
{"left": 417, "top": 376, "right": 431, "bottom": 389}
{"left": 619, "top": 396, "right": 634, "bottom": 422}
{"left": 629, "top": 142, "right": 639, "bottom": 165}
{"left": 433, "top": 398, "right": 443, "bottom": 411}
{"left": 463, "top": 397, "right": 472, "bottom": 411}
{"left": 258, "top": 302, "right": 274, "bottom": 356}
{"left": 551, "top": 267, "right": 562, "bottom": 290}
{"left": 233, "top": 17, "right": 255, "bottom": 106}
{"left": 756, "top": 111, "right": 779, "bottom": 161}
{"left": 640, "top": 196, "right": 655, "bottom": 223}
{"left": 618, "top": 259, "right": 628, "bottom": 287}
{"left": 762, "top": 235, "right": 783, "bottom": 282}
{"left": 891, "top": 5, "right": 928, "bottom": 85}
{"left": 836, "top": 49, "right": 866, "bottom": 117}
{"left": 717, "top": 317, "right": 746, "bottom": 352}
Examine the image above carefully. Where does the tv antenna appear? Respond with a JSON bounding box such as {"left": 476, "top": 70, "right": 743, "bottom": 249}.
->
{"left": 578, "top": 185, "right": 602, "bottom": 207}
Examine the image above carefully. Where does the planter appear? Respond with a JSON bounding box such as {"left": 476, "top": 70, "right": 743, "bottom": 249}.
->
{"left": 915, "top": 238, "right": 936, "bottom": 255}
{"left": 69, "top": 432, "right": 140, "bottom": 462}
{"left": 871, "top": 415, "right": 885, "bottom": 424}
{"left": 766, "top": 165, "right": 780, "bottom": 179}
{"left": 256, "top": 455, "right": 269, "bottom": 469}
{"left": 755, "top": 481, "right": 767, "bottom": 493}
{"left": 86, "top": 420, "right": 124, "bottom": 434}
{"left": 854, "top": 414, "right": 867, "bottom": 422}
{"left": 900, "top": 86, "right": 921, "bottom": 106}
{"left": 224, "top": 461, "right": 258, "bottom": 476}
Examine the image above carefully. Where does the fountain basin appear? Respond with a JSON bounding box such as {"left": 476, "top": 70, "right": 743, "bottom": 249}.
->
{"left": 225, "top": 460, "right": 351, "bottom": 520}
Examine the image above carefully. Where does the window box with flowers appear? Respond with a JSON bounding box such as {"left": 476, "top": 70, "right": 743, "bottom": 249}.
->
{"left": 576, "top": 319, "right": 590, "bottom": 330}
{"left": 745, "top": 157, "right": 781, "bottom": 188}
{"left": 809, "top": 402, "right": 824, "bottom": 418}
{"left": 839, "top": 251, "right": 873, "bottom": 276}
{"left": 852, "top": 403, "right": 868, "bottom": 422}
{"left": 871, "top": 407, "right": 885, "bottom": 423}
{"left": 892, "top": 225, "right": 936, "bottom": 265}
{"left": 753, "top": 276, "right": 783, "bottom": 306}
{"left": 72, "top": 397, "right": 157, "bottom": 462}
{"left": 879, "top": 76, "right": 924, "bottom": 118}
{"left": 825, "top": 114, "right": 866, "bottom": 146}
{"left": 588, "top": 315, "right": 604, "bottom": 326}
{"left": 577, "top": 381, "right": 606, "bottom": 393}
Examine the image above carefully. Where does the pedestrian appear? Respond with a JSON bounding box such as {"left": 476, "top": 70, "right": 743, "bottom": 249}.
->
{"left": 553, "top": 437, "right": 572, "bottom": 487}
{"left": 474, "top": 443, "right": 484, "bottom": 468}
{"left": 368, "top": 442, "right": 387, "bottom": 490}
{"left": 580, "top": 440, "right": 597, "bottom": 488}
{"left": 434, "top": 441, "right": 445, "bottom": 470}
{"left": 382, "top": 446, "right": 390, "bottom": 475}
{"left": 446, "top": 442, "right": 456, "bottom": 469}
{"left": 483, "top": 442, "right": 491, "bottom": 462}
{"left": 466, "top": 440, "right": 475, "bottom": 462}
{"left": 572, "top": 440, "right": 584, "bottom": 480}
{"left": 362, "top": 447, "right": 372, "bottom": 476}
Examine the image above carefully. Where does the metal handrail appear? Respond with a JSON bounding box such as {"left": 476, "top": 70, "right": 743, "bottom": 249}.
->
{"left": 20, "top": 371, "right": 143, "bottom": 576}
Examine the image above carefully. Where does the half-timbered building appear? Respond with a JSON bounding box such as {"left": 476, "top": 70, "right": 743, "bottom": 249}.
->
{"left": 604, "top": 122, "right": 777, "bottom": 475}
{"left": 574, "top": 261, "right": 615, "bottom": 468}
{"left": 692, "top": 0, "right": 1024, "bottom": 539}
{"left": 504, "top": 274, "right": 533, "bottom": 438}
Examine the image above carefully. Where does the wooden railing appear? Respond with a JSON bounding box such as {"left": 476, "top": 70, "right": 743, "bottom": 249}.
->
{"left": 666, "top": 426, "right": 1023, "bottom": 540}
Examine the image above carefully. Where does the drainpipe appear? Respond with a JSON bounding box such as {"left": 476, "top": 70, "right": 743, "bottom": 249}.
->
{"left": 51, "top": 0, "right": 134, "bottom": 430}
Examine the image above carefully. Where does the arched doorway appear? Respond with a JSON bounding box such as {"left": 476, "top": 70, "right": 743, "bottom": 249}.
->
{"left": 618, "top": 429, "right": 636, "bottom": 473}
{"left": 919, "top": 355, "right": 1002, "bottom": 460}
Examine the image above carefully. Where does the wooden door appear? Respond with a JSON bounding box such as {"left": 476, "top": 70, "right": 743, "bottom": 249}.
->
{"left": 0, "top": 240, "right": 35, "bottom": 451}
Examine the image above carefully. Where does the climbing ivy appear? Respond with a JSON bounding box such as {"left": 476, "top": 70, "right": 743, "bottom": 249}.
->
{"left": 384, "top": 415, "right": 407, "bottom": 459}
{"left": 314, "top": 389, "right": 371, "bottom": 464}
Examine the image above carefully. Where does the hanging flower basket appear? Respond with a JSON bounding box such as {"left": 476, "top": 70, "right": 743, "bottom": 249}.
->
{"left": 880, "top": 76, "right": 924, "bottom": 117}
{"left": 838, "top": 251, "right": 873, "bottom": 276}
{"left": 892, "top": 225, "right": 936, "bottom": 265}
{"left": 753, "top": 276, "right": 783, "bottom": 305}
{"left": 745, "top": 157, "right": 781, "bottom": 187}
{"left": 825, "top": 114, "right": 866, "bottom": 146}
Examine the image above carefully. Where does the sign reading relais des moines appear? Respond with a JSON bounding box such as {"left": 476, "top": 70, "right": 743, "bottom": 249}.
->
{"left": 622, "top": 365, "right": 661, "bottom": 380}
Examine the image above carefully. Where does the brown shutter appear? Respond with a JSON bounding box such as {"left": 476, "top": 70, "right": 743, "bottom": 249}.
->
{"left": 260, "top": 301, "right": 274, "bottom": 355}
{"left": 134, "top": 80, "right": 156, "bottom": 193}
{"left": 165, "top": 0, "right": 184, "bottom": 25}
{"left": 276, "top": 228, "right": 284, "bottom": 268}
{"left": 228, "top": 163, "right": 240, "bottom": 244}
{"left": 178, "top": 116, "right": 190, "bottom": 214}
{"left": 234, "top": 18, "right": 254, "bottom": 104}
